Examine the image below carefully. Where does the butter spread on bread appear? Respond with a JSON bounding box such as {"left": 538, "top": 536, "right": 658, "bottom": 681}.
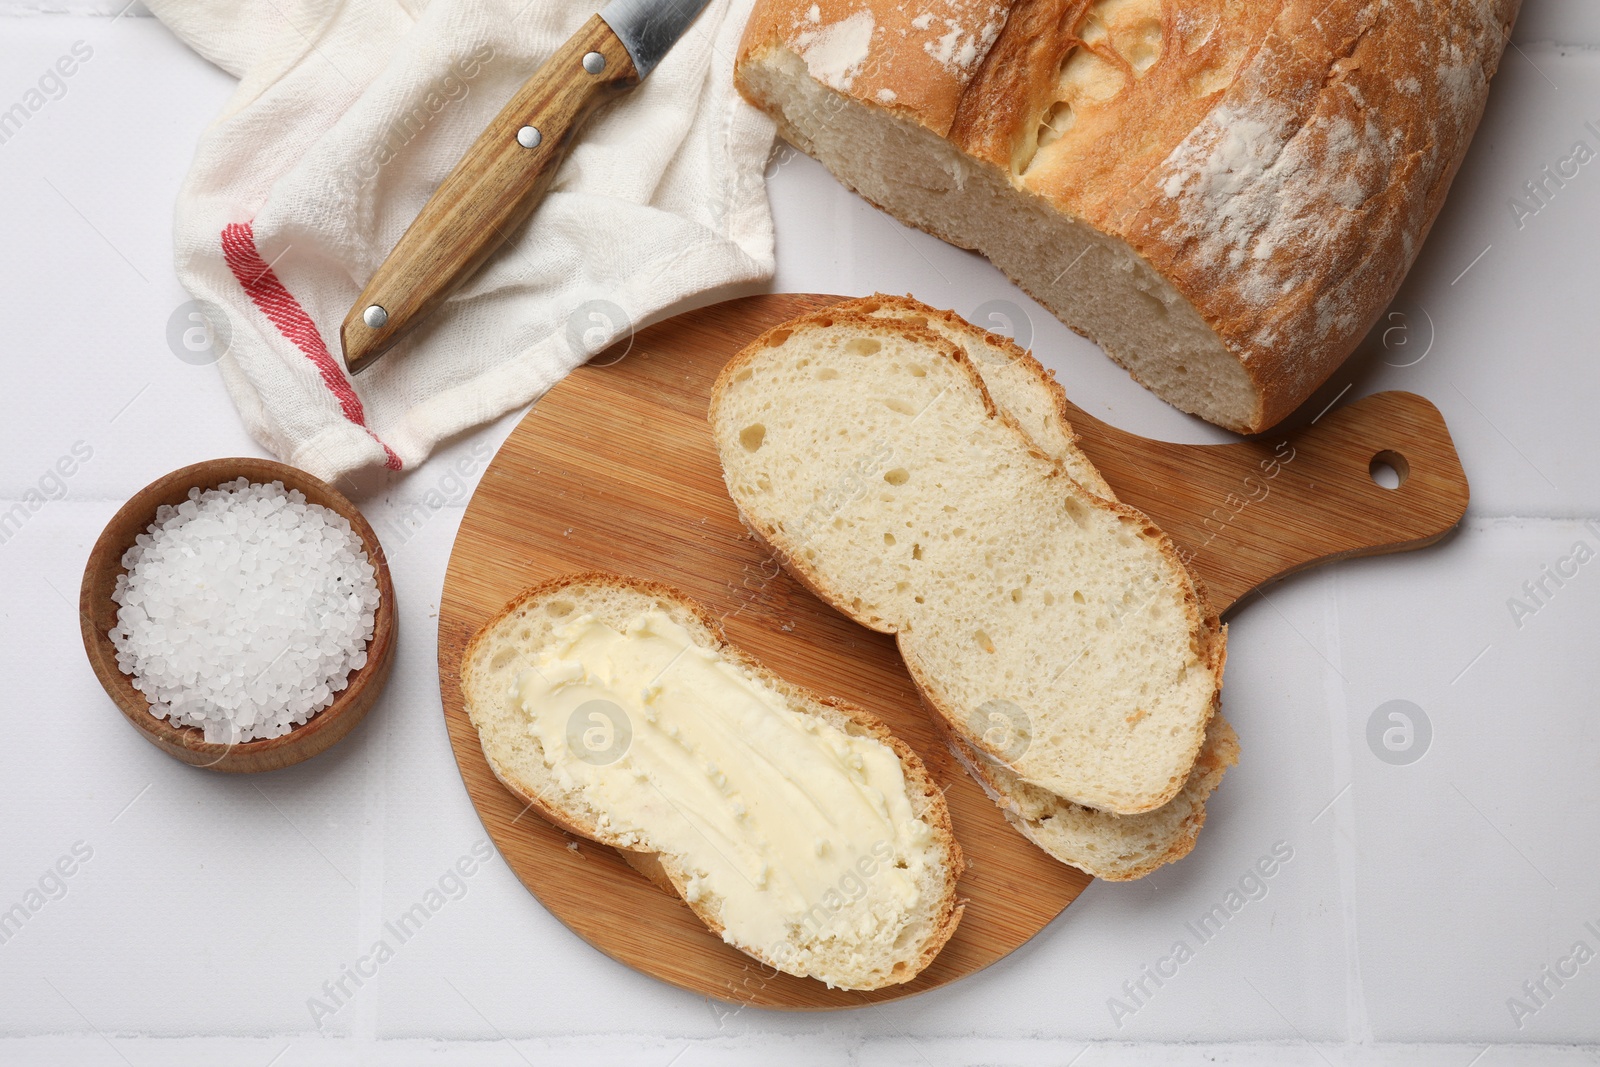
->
{"left": 512, "top": 608, "right": 932, "bottom": 947}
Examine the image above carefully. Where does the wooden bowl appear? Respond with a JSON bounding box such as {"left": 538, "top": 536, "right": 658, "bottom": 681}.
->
{"left": 79, "top": 458, "right": 396, "bottom": 773}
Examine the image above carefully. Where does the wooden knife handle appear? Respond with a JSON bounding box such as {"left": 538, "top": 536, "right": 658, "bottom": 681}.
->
{"left": 341, "top": 15, "right": 639, "bottom": 374}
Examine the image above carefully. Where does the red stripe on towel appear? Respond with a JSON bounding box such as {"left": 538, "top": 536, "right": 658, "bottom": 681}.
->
{"left": 220, "top": 221, "right": 402, "bottom": 471}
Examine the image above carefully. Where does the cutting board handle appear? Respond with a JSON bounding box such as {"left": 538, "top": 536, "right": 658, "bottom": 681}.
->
{"left": 1071, "top": 390, "right": 1471, "bottom": 615}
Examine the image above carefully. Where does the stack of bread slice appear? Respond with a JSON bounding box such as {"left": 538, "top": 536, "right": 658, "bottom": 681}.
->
{"left": 709, "top": 295, "right": 1235, "bottom": 879}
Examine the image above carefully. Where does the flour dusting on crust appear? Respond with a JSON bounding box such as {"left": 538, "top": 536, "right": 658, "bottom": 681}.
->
{"left": 794, "top": 10, "right": 876, "bottom": 89}
{"left": 1148, "top": 0, "right": 1505, "bottom": 379}
{"left": 1157, "top": 96, "right": 1396, "bottom": 354}
{"left": 918, "top": 5, "right": 1006, "bottom": 74}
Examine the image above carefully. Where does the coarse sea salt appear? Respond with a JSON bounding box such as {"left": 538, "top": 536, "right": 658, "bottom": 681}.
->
{"left": 108, "top": 478, "right": 379, "bottom": 744}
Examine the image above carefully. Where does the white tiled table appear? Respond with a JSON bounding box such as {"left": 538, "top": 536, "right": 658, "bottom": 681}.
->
{"left": 2, "top": 3, "right": 1597, "bottom": 1063}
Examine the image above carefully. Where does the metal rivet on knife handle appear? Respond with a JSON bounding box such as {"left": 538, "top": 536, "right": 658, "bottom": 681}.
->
{"left": 362, "top": 305, "right": 389, "bottom": 329}
{"left": 516, "top": 125, "right": 542, "bottom": 149}
{"left": 582, "top": 51, "right": 606, "bottom": 74}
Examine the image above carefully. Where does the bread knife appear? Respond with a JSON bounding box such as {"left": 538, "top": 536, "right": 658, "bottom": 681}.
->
{"left": 339, "top": 0, "right": 712, "bottom": 374}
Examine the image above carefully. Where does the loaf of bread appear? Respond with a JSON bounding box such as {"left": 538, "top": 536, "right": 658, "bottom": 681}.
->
{"left": 460, "top": 573, "right": 964, "bottom": 989}
{"left": 709, "top": 303, "right": 1226, "bottom": 814}
{"left": 736, "top": 0, "right": 1519, "bottom": 432}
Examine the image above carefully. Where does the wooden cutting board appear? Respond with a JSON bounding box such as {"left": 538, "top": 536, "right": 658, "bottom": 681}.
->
{"left": 437, "top": 294, "right": 1469, "bottom": 1009}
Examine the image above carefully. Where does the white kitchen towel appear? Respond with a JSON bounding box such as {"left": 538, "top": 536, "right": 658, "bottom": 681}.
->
{"left": 147, "top": 0, "right": 776, "bottom": 480}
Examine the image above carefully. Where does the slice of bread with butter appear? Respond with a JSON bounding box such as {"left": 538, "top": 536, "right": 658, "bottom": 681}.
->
{"left": 710, "top": 300, "right": 1227, "bottom": 816}
{"left": 459, "top": 572, "right": 965, "bottom": 990}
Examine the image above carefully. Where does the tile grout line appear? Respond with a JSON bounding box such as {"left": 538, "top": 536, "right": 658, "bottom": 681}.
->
{"left": 838, "top": 190, "right": 860, "bottom": 296}
{"left": 11, "top": 499, "right": 1600, "bottom": 528}
{"left": 1318, "top": 566, "right": 1372, "bottom": 1046}
{"left": 6, "top": 1035, "right": 1600, "bottom": 1056}
{"left": 355, "top": 706, "right": 388, "bottom": 1049}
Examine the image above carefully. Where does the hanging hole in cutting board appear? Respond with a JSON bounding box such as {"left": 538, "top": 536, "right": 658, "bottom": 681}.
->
{"left": 1369, "top": 450, "right": 1410, "bottom": 490}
